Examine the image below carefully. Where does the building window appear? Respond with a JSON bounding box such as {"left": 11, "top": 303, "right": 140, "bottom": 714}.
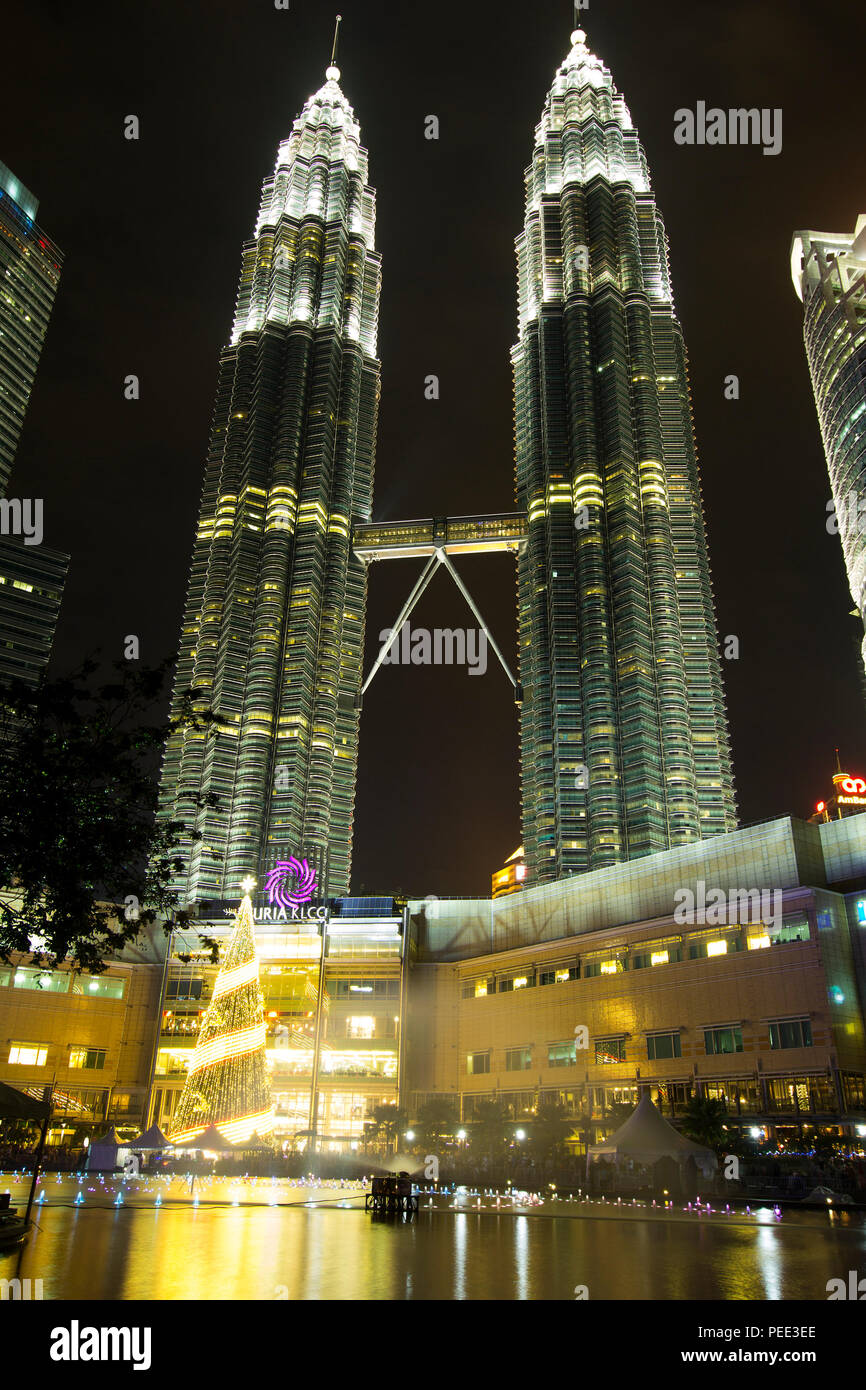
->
{"left": 703, "top": 1027, "right": 743, "bottom": 1056}
{"left": 167, "top": 978, "right": 203, "bottom": 1001}
{"left": 346, "top": 1017, "right": 375, "bottom": 1039}
{"left": 540, "top": 966, "right": 578, "bottom": 985}
{"left": 583, "top": 958, "right": 625, "bottom": 978}
{"left": 8, "top": 1043, "right": 48, "bottom": 1066}
{"left": 689, "top": 936, "right": 741, "bottom": 960}
{"left": 499, "top": 973, "right": 536, "bottom": 992}
{"left": 70, "top": 976, "right": 125, "bottom": 1000}
{"left": 595, "top": 1038, "right": 626, "bottom": 1064}
{"left": 462, "top": 978, "right": 492, "bottom": 998}
{"left": 632, "top": 947, "right": 682, "bottom": 969}
{"left": 69, "top": 1047, "right": 106, "bottom": 1070}
{"left": 769, "top": 1019, "right": 813, "bottom": 1050}
{"left": 467, "top": 1051, "right": 490, "bottom": 1075}
{"left": 646, "top": 1032, "right": 681, "bottom": 1061}
{"left": 11, "top": 967, "right": 69, "bottom": 994}
{"left": 548, "top": 1043, "right": 576, "bottom": 1068}
{"left": 505, "top": 1047, "right": 532, "bottom": 1071}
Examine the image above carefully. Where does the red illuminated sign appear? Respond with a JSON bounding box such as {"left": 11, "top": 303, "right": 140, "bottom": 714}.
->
{"left": 841, "top": 776, "right": 866, "bottom": 794}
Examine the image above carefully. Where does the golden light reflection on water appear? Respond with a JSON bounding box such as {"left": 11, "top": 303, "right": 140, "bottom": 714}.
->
{"left": 3, "top": 1204, "right": 865, "bottom": 1301}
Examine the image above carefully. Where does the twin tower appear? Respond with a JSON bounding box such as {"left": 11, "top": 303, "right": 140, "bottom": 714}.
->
{"left": 158, "top": 29, "right": 737, "bottom": 904}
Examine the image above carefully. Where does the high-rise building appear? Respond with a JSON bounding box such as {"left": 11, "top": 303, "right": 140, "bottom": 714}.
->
{"left": 0, "top": 159, "right": 68, "bottom": 687}
{"left": 791, "top": 215, "right": 866, "bottom": 671}
{"left": 0, "top": 538, "right": 68, "bottom": 687}
{"left": 511, "top": 30, "right": 736, "bottom": 883}
{"left": 0, "top": 159, "right": 63, "bottom": 496}
{"left": 159, "top": 56, "right": 381, "bottom": 903}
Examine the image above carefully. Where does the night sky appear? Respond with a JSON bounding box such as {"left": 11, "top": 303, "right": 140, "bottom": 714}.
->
{"left": 3, "top": 0, "right": 866, "bottom": 897}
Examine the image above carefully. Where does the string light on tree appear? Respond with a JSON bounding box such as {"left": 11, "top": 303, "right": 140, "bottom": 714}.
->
{"left": 170, "top": 891, "right": 274, "bottom": 1144}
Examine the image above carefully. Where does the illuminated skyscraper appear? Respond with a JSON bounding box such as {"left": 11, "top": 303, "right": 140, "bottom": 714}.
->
{"left": 0, "top": 159, "right": 63, "bottom": 495}
{"left": 0, "top": 159, "right": 67, "bottom": 687}
{"left": 512, "top": 30, "right": 736, "bottom": 882}
{"left": 159, "top": 54, "right": 381, "bottom": 901}
{"left": 791, "top": 215, "right": 866, "bottom": 673}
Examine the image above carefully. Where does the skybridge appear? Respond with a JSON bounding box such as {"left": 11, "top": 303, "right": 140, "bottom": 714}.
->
{"left": 352, "top": 513, "right": 528, "bottom": 701}
{"left": 352, "top": 512, "right": 527, "bottom": 562}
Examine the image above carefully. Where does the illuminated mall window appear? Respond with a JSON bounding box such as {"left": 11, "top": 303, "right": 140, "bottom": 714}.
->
{"left": 499, "top": 972, "right": 536, "bottom": 992}
{"left": 461, "top": 978, "right": 492, "bottom": 998}
{"left": 583, "top": 957, "right": 625, "bottom": 978}
{"left": 8, "top": 1043, "right": 48, "bottom": 1066}
{"left": 688, "top": 934, "right": 742, "bottom": 960}
{"left": 768, "top": 1018, "right": 813, "bottom": 1050}
{"left": 70, "top": 975, "right": 125, "bottom": 1000}
{"left": 505, "top": 1046, "right": 532, "bottom": 1071}
{"left": 595, "top": 1038, "right": 626, "bottom": 1064}
{"left": 703, "top": 1027, "right": 743, "bottom": 1056}
{"left": 69, "top": 1047, "right": 106, "bottom": 1070}
{"left": 632, "top": 945, "right": 682, "bottom": 969}
{"left": 646, "top": 1032, "right": 681, "bottom": 1061}
{"left": 539, "top": 965, "right": 579, "bottom": 985}
{"left": 346, "top": 1016, "right": 375, "bottom": 1039}
{"left": 548, "top": 1042, "right": 577, "bottom": 1068}
{"left": 167, "top": 977, "right": 204, "bottom": 1000}
{"left": 466, "top": 1051, "right": 490, "bottom": 1075}
{"left": 11, "top": 967, "right": 68, "bottom": 993}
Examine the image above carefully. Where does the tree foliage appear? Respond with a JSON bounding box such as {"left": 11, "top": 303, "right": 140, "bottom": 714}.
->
{"left": 0, "top": 657, "right": 218, "bottom": 972}
{"left": 679, "top": 1095, "right": 728, "bottom": 1151}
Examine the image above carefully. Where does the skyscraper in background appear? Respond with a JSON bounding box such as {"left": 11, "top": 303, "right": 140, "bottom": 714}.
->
{"left": 791, "top": 216, "right": 866, "bottom": 674}
{"left": 0, "top": 541, "right": 69, "bottom": 687}
{"left": 511, "top": 30, "right": 736, "bottom": 883}
{"left": 0, "top": 158, "right": 63, "bottom": 494}
{"left": 158, "top": 56, "right": 382, "bottom": 903}
{"left": 0, "top": 158, "right": 68, "bottom": 687}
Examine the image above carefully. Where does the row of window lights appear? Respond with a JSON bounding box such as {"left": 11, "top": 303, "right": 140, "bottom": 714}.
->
{"left": 463, "top": 928, "right": 808, "bottom": 996}
{"left": 466, "top": 1021, "right": 815, "bottom": 1073}
{"left": 7, "top": 1045, "right": 106, "bottom": 1068}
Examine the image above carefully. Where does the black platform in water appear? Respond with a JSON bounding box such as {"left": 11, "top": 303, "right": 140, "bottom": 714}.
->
{"left": 365, "top": 1174, "right": 419, "bottom": 1217}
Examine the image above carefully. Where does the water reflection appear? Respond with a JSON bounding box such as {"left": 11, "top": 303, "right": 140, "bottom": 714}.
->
{"left": 3, "top": 1205, "right": 864, "bottom": 1301}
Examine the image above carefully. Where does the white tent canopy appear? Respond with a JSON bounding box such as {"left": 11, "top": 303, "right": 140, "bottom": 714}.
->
{"left": 587, "top": 1095, "right": 717, "bottom": 1175}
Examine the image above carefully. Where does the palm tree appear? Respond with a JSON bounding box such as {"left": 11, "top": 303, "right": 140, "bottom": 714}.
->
{"left": 679, "top": 1096, "right": 728, "bottom": 1150}
{"left": 470, "top": 1101, "right": 509, "bottom": 1158}
{"left": 416, "top": 1097, "right": 457, "bottom": 1150}
{"left": 369, "top": 1104, "right": 409, "bottom": 1158}
{"left": 530, "top": 1103, "right": 578, "bottom": 1159}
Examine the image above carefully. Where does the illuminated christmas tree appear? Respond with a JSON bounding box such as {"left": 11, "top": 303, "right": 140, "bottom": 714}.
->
{"left": 170, "top": 883, "right": 274, "bottom": 1144}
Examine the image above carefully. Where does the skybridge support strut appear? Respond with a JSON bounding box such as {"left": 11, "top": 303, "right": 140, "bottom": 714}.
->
{"left": 361, "top": 546, "right": 520, "bottom": 700}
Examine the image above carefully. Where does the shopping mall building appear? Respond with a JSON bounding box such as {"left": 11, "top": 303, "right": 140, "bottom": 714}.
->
{"left": 1, "top": 813, "right": 865, "bottom": 1150}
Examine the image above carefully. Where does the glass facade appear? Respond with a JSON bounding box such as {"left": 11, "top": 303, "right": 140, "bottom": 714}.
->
{"left": 0, "top": 160, "right": 63, "bottom": 494}
{"left": 157, "top": 62, "right": 382, "bottom": 900}
{"left": 791, "top": 216, "right": 866, "bottom": 671}
{"left": 151, "top": 905, "right": 404, "bottom": 1151}
{"left": 0, "top": 162, "right": 68, "bottom": 686}
{"left": 511, "top": 31, "right": 736, "bottom": 883}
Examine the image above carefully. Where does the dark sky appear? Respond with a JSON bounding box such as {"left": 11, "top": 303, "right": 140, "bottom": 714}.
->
{"left": 3, "top": 0, "right": 866, "bottom": 897}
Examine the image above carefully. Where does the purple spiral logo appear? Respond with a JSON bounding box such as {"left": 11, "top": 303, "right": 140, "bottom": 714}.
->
{"left": 264, "top": 858, "right": 317, "bottom": 910}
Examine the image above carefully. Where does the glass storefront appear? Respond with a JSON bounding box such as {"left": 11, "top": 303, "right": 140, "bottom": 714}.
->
{"left": 150, "top": 908, "right": 405, "bottom": 1151}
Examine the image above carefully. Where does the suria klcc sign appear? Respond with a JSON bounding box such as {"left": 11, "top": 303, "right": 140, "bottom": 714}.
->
{"left": 265, "top": 858, "right": 316, "bottom": 910}
{"left": 213, "top": 858, "right": 328, "bottom": 923}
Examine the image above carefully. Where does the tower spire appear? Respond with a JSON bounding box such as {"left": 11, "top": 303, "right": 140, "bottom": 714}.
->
{"left": 331, "top": 14, "right": 342, "bottom": 67}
